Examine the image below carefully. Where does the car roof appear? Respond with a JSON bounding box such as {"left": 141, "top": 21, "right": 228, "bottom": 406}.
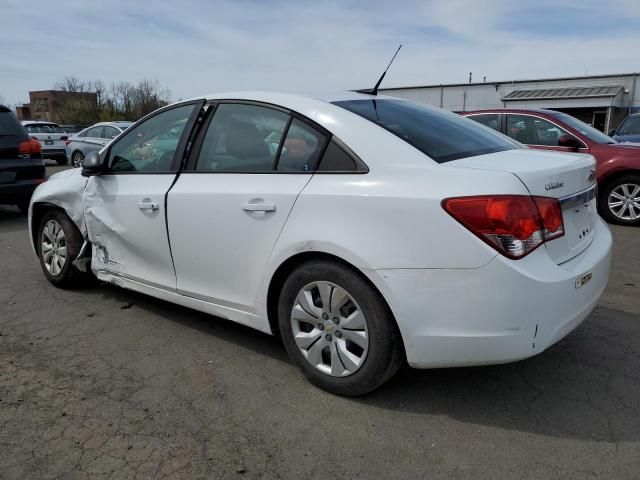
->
{"left": 86, "top": 121, "right": 133, "bottom": 128}
{"left": 187, "top": 90, "right": 395, "bottom": 105}
{"left": 464, "top": 108, "right": 562, "bottom": 115}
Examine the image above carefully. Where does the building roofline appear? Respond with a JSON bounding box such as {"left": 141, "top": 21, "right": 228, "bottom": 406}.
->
{"left": 377, "top": 72, "right": 640, "bottom": 92}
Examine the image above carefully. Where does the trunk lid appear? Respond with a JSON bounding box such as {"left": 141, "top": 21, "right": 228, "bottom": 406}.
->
{"left": 447, "top": 148, "right": 598, "bottom": 264}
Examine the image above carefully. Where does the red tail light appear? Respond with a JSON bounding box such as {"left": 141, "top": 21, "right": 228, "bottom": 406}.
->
{"left": 18, "top": 138, "right": 42, "bottom": 155}
{"left": 442, "top": 195, "right": 564, "bottom": 259}
{"left": 61, "top": 136, "right": 68, "bottom": 141}
{"left": 64, "top": 139, "right": 71, "bottom": 145}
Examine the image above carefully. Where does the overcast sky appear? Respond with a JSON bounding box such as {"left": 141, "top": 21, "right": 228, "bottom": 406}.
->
{"left": 1, "top": 0, "right": 639, "bottom": 105}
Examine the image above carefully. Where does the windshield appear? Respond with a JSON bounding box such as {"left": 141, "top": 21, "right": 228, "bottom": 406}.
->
{"left": 25, "top": 124, "right": 66, "bottom": 134}
{"left": 551, "top": 112, "right": 615, "bottom": 144}
{"left": 617, "top": 116, "right": 640, "bottom": 135}
{"left": 332, "top": 99, "right": 518, "bottom": 163}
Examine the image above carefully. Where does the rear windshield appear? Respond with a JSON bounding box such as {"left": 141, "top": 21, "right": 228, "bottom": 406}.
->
{"left": 332, "top": 99, "right": 518, "bottom": 163}
{"left": 25, "top": 124, "right": 66, "bottom": 134}
{"left": 0, "top": 111, "right": 26, "bottom": 137}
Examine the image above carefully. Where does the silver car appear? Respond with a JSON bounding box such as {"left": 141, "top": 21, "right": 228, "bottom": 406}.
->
{"left": 22, "top": 121, "right": 69, "bottom": 165}
{"left": 66, "top": 121, "right": 133, "bottom": 166}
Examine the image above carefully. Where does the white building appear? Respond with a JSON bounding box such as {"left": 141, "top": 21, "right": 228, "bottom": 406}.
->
{"left": 380, "top": 72, "right": 640, "bottom": 133}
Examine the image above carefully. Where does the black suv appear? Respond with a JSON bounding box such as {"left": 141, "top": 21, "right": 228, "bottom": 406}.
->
{"left": 0, "top": 106, "right": 45, "bottom": 212}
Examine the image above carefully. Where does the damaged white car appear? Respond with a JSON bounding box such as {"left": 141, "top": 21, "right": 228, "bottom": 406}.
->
{"left": 29, "top": 92, "right": 612, "bottom": 395}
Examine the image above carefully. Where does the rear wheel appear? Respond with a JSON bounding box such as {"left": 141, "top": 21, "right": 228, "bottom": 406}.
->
{"left": 278, "top": 260, "right": 403, "bottom": 396}
{"left": 37, "top": 210, "right": 91, "bottom": 288}
{"left": 71, "top": 150, "right": 84, "bottom": 167}
{"left": 599, "top": 174, "right": 640, "bottom": 226}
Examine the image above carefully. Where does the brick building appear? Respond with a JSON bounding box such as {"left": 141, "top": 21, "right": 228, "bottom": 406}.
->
{"left": 15, "top": 90, "right": 97, "bottom": 123}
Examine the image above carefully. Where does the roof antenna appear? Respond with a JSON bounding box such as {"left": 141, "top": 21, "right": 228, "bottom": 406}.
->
{"left": 358, "top": 44, "right": 402, "bottom": 96}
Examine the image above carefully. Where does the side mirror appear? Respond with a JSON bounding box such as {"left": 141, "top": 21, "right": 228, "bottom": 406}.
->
{"left": 81, "top": 151, "right": 104, "bottom": 177}
{"left": 608, "top": 129, "right": 617, "bottom": 137}
{"left": 558, "top": 134, "right": 582, "bottom": 151}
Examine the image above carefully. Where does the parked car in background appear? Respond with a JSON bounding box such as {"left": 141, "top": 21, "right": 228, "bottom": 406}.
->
{"left": 61, "top": 124, "right": 90, "bottom": 134}
{"left": 611, "top": 113, "right": 640, "bottom": 144}
{"left": 21, "top": 121, "right": 69, "bottom": 165}
{"left": 464, "top": 108, "right": 640, "bottom": 226}
{"left": 0, "top": 106, "right": 45, "bottom": 212}
{"left": 29, "top": 92, "right": 611, "bottom": 395}
{"left": 65, "top": 121, "right": 133, "bottom": 166}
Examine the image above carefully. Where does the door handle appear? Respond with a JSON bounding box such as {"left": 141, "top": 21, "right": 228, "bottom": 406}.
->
{"left": 137, "top": 201, "right": 159, "bottom": 211}
{"left": 242, "top": 203, "right": 276, "bottom": 212}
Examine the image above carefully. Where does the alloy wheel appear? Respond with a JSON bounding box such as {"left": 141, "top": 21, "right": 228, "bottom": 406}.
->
{"left": 41, "top": 220, "right": 67, "bottom": 276}
{"left": 290, "top": 281, "right": 369, "bottom": 377}
{"left": 72, "top": 151, "right": 84, "bottom": 167}
{"left": 608, "top": 183, "right": 640, "bottom": 221}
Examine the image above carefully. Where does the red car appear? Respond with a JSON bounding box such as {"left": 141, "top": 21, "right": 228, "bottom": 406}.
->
{"left": 463, "top": 108, "right": 640, "bottom": 226}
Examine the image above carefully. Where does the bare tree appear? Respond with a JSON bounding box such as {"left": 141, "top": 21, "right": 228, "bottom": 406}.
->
{"left": 51, "top": 77, "right": 172, "bottom": 123}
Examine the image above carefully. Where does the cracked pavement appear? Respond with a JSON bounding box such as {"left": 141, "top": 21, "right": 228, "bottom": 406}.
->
{"left": 1, "top": 167, "right": 639, "bottom": 479}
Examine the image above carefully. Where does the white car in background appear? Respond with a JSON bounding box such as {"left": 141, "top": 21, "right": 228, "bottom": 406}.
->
{"left": 65, "top": 121, "right": 133, "bottom": 166}
{"left": 21, "top": 121, "right": 69, "bottom": 165}
{"left": 28, "top": 91, "right": 612, "bottom": 395}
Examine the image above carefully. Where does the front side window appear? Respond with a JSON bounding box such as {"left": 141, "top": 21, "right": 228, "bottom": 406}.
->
{"left": 108, "top": 104, "right": 195, "bottom": 173}
{"left": 551, "top": 112, "right": 614, "bottom": 144}
{"left": 102, "top": 126, "right": 120, "bottom": 139}
{"left": 332, "top": 99, "right": 517, "bottom": 163}
{"left": 469, "top": 114, "right": 500, "bottom": 132}
{"left": 506, "top": 115, "right": 578, "bottom": 147}
{"left": 617, "top": 116, "right": 640, "bottom": 135}
{"left": 195, "top": 103, "right": 289, "bottom": 172}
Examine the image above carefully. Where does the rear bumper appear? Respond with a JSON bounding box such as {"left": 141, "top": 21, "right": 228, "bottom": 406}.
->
{"left": 366, "top": 216, "right": 613, "bottom": 368}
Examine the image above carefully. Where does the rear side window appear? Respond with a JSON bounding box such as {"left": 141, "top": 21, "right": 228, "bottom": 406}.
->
{"left": 277, "top": 119, "right": 327, "bottom": 172}
{"left": 195, "top": 103, "right": 289, "bottom": 172}
{"left": 0, "top": 111, "right": 25, "bottom": 137}
{"left": 318, "top": 141, "right": 357, "bottom": 171}
{"left": 85, "top": 126, "right": 103, "bottom": 138}
{"left": 333, "top": 99, "right": 518, "bottom": 163}
{"left": 469, "top": 114, "right": 500, "bottom": 132}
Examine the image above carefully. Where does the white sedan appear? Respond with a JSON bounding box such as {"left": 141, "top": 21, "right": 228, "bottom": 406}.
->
{"left": 28, "top": 92, "right": 612, "bottom": 395}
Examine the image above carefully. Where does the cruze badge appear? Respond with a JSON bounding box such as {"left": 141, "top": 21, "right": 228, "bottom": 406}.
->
{"left": 545, "top": 181, "right": 564, "bottom": 191}
{"left": 587, "top": 169, "right": 596, "bottom": 183}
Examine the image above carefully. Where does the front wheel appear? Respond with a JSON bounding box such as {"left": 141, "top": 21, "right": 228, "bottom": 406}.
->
{"left": 71, "top": 150, "right": 84, "bottom": 167}
{"left": 599, "top": 174, "right": 640, "bottom": 226}
{"left": 278, "top": 260, "right": 403, "bottom": 396}
{"left": 37, "top": 210, "right": 91, "bottom": 288}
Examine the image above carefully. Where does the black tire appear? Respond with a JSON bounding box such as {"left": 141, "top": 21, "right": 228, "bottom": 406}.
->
{"left": 278, "top": 260, "right": 404, "bottom": 396}
{"left": 36, "top": 209, "right": 91, "bottom": 288}
{"left": 56, "top": 156, "right": 68, "bottom": 166}
{"left": 598, "top": 173, "right": 640, "bottom": 226}
{"left": 71, "top": 151, "right": 84, "bottom": 167}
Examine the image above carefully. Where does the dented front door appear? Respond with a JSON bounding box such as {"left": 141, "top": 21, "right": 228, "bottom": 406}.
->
{"left": 83, "top": 103, "right": 200, "bottom": 290}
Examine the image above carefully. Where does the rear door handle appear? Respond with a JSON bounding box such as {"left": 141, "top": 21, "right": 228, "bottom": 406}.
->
{"left": 137, "top": 201, "right": 159, "bottom": 211}
{"left": 242, "top": 203, "right": 276, "bottom": 212}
